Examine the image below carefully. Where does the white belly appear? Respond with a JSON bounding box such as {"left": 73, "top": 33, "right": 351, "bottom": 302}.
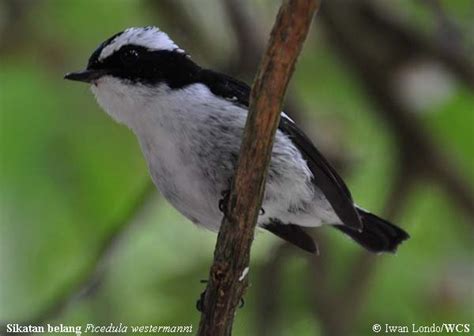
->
{"left": 137, "top": 130, "right": 224, "bottom": 230}
{"left": 136, "top": 123, "right": 338, "bottom": 232}
{"left": 108, "top": 83, "right": 340, "bottom": 230}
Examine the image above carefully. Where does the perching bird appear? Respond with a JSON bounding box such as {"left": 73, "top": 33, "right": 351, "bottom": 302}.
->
{"left": 65, "top": 27, "right": 409, "bottom": 254}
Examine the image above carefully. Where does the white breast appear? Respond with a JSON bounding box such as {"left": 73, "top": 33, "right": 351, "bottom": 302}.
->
{"left": 92, "top": 79, "right": 234, "bottom": 229}
{"left": 91, "top": 78, "right": 339, "bottom": 230}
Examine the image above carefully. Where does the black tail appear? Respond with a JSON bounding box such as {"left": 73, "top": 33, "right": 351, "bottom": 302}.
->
{"left": 335, "top": 208, "right": 409, "bottom": 253}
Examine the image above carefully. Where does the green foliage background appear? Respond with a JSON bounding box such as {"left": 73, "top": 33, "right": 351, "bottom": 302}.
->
{"left": 0, "top": 1, "right": 472, "bottom": 335}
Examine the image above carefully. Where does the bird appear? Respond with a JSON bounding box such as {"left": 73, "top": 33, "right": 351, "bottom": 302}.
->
{"left": 65, "top": 26, "right": 409, "bottom": 254}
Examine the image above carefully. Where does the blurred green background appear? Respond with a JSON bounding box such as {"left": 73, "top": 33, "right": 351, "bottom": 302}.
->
{"left": 1, "top": 0, "right": 473, "bottom": 335}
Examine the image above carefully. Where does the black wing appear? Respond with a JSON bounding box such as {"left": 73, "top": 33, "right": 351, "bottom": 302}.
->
{"left": 197, "top": 70, "right": 362, "bottom": 230}
{"left": 198, "top": 69, "right": 250, "bottom": 107}
{"left": 264, "top": 221, "right": 317, "bottom": 254}
{"left": 279, "top": 116, "right": 362, "bottom": 230}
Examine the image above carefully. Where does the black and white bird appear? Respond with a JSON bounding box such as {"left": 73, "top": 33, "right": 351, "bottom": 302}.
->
{"left": 65, "top": 27, "right": 409, "bottom": 254}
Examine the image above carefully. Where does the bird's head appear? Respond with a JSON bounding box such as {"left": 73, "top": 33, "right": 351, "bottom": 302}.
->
{"left": 65, "top": 26, "right": 194, "bottom": 85}
{"left": 65, "top": 27, "right": 199, "bottom": 125}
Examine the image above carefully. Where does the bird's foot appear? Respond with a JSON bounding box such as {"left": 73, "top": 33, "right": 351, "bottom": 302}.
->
{"left": 219, "top": 190, "right": 265, "bottom": 216}
{"left": 196, "top": 279, "right": 245, "bottom": 311}
{"left": 218, "top": 190, "right": 230, "bottom": 214}
{"left": 196, "top": 279, "right": 208, "bottom": 312}
{"left": 196, "top": 290, "right": 206, "bottom": 312}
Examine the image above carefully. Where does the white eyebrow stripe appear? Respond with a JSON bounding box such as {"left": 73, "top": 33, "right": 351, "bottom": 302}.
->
{"left": 99, "top": 27, "right": 183, "bottom": 61}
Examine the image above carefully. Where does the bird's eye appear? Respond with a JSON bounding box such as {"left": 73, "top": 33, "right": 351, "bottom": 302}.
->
{"left": 120, "top": 49, "right": 140, "bottom": 66}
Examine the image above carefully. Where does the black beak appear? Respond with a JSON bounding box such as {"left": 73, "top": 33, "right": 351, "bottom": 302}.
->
{"left": 64, "top": 69, "right": 107, "bottom": 83}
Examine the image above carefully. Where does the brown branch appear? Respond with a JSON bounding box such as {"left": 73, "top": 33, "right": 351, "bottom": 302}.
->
{"left": 197, "top": 1, "right": 319, "bottom": 335}
{"left": 221, "top": 0, "right": 314, "bottom": 125}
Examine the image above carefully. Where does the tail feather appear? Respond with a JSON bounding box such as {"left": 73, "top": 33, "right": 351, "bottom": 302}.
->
{"left": 264, "top": 221, "right": 318, "bottom": 254}
{"left": 336, "top": 208, "right": 409, "bottom": 253}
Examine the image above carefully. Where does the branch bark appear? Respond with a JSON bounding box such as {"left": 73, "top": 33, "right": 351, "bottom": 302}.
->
{"left": 197, "top": 1, "right": 319, "bottom": 335}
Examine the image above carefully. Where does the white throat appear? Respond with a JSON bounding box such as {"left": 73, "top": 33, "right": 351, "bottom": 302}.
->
{"left": 91, "top": 77, "right": 158, "bottom": 129}
{"left": 90, "top": 77, "right": 222, "bottom": 135}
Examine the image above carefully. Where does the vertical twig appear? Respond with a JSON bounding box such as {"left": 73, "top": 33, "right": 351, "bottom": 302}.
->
{"left": 197, "top": 1, "right": 320, "bottom": 335}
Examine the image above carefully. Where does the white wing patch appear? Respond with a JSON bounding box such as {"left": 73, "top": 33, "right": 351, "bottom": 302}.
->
{"left": 99, "top": 27, "right": 184, "bottom": 61}
{"left": 281, "top": 112, "right": 294, "bottom": 123}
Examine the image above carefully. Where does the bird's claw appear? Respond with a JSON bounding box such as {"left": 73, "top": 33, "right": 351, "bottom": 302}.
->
{"left": 196, "top": 279, "right": 245, "bottom": 311}
{"left": 218, "top": 190, "right": 230, "bottom": 214}
{"left": 196, "top": 290, "right": 206, "bottom": 312}
{"left": 196, "top": 279, "right": 208, "bottom": 312}
{"left": 219, "top": 190, "right": 265, "bottom": 216}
